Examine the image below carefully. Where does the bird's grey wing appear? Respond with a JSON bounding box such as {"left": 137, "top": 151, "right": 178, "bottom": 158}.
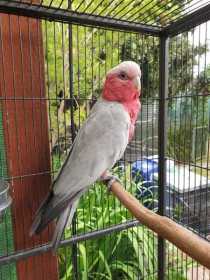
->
{"left": 52, "top": 99, "right": 130, "bottom": 204}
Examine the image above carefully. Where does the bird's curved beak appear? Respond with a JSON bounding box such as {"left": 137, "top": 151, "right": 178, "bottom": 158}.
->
{"left": 133, "top": 76, "right": 141, "bottom": 93}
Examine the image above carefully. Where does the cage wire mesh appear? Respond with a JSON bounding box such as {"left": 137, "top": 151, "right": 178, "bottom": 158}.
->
{"left": 164, "top": 22, "right": 210, "bottom": 280}
{"left": 1, "top": 0, "right": 209, "bottom": 28}
{"left": 0, "top": 0, "right": 210, "bottom": 280}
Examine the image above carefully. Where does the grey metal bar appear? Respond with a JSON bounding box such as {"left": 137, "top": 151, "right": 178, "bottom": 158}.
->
{"left": 68, "top": 0, "right": 78, "bottom": 278}
{"left": 158, "top": 36, "right": 169, "bottom": 280}
{"left": 0, "top": 1, "right": 161, "bottom": 35}
{"left": 0, "top": 219, "right": 140, "bottom": 266}
{"left": 162, "top": 4, "right": 210, "bottom": 37}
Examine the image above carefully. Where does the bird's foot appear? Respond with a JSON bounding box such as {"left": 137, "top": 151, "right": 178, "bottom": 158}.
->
{"left": 100, "top": 171, "right": 121, "bottom": 192}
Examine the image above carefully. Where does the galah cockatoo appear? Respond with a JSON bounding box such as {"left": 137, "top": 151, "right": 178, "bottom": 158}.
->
{"left": 30, "top": 61, "right": 141, "bottom": 251}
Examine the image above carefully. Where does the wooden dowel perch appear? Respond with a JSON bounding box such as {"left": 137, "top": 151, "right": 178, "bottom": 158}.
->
{"left": 109, "top": 180, "right": 210, "bottom": 270}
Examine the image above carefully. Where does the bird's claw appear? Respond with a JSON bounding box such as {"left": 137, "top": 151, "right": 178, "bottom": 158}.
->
{"left": 100, "top": 171, "right": 121, "bottom": 192}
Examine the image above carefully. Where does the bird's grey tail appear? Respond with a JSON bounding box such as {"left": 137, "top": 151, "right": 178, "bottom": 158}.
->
{"left": 30, "top": 191, "right": 54, "bottom": 236}
{"left": 30, "top": 189, "right": 82, "bottom": 252}
{"left": 51, "top": 199, "right": 79, "bottom": 253}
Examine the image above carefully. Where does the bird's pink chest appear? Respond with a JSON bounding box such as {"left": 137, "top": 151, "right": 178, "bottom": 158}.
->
{"left": 102, "top": 76, "right": 141, "bottom": 141}
{"left": 122, "top": 99, "right": 140, "bottom": 141}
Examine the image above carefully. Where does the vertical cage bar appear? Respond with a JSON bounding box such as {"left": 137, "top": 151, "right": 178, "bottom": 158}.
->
{"left": 158, "top": 35, "right": 169, "bottom": 280}
{"left": 68, "top": 2, "right": 78, "bottom": 280}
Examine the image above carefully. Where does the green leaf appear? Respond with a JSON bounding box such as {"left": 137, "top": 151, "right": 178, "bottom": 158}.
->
{"left": 79, "top": 244, "right": 88, "bottom": 280}
{"left": 98, "top": 250, "right": 112, "bottom": 279}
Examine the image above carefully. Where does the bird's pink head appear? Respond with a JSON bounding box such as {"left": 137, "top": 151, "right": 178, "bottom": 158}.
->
{"left": 102, "top": 61, "right": 141, "bottom": 140}
{"left": 102, "top": 61, "right": 141, "bottom": 102}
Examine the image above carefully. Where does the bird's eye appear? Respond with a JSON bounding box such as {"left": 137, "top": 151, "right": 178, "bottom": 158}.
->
{"left": 119, "top": 72, "right": 128, "bottom": 80}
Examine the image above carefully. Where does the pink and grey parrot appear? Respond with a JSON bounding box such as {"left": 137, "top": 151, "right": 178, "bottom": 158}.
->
{"left": 30, "top": 61, "right": 141, "bottom": 251}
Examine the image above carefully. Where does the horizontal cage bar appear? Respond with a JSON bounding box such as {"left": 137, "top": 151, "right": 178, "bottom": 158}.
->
{"left": 0, "top": 219, "right": 140, "bottom": 265}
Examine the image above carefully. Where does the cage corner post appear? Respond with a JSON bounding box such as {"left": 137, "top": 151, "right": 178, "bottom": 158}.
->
{"left": 158, "top": 35, "right": 169, "bottom": 280}
{"left": 0, "top": 12, "right": 59, "bottom": 280}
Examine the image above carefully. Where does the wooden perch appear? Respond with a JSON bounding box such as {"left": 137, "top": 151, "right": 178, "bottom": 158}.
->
{"left": 109, "top": 180, "right": 210, "bottom": 270}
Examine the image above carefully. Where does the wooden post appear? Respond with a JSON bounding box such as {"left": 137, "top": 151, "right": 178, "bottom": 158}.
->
{"left": 0, "top": 13, "right": 58, "bottom": 280}
{"left": 109, "top": 180, "right": 210, "bottom": 270}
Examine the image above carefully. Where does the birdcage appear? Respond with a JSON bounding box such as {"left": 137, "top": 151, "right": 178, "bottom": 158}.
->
{"left": 0, "top": 1, "right": 210, "bottom": 279}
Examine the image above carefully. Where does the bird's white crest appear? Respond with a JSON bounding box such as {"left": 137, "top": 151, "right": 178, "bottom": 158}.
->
{"left": 107, "top": 61, "right": 141, "bottom": 79}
